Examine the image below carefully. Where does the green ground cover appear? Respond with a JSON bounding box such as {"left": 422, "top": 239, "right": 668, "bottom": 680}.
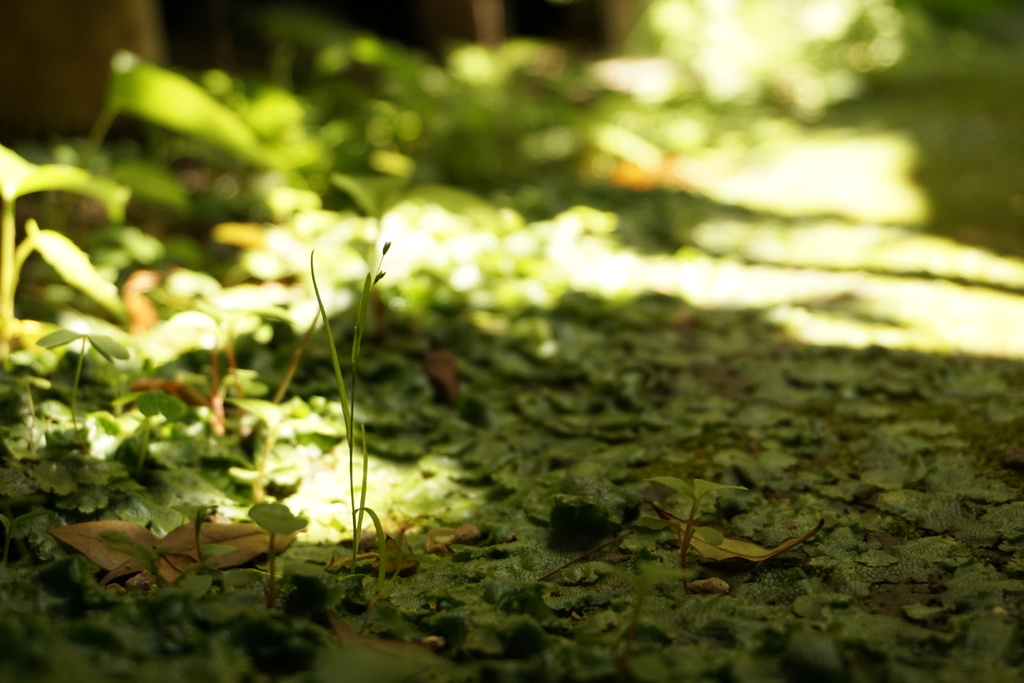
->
{"left": 2, "top": 3, "right": 1024, "bottom": 681}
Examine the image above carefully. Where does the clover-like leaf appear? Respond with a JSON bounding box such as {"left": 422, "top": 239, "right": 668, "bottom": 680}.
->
{"left": 87, "top": 334, "right": 130, "bottom": 362}
{"left": 36, "top": 328, "right": 83, "bottom": 349}
{"left": 249, "top": 502, "right": 308, "bottom": 536}
{"left": 137, "top": 390, "right": 188, "bottom": 420}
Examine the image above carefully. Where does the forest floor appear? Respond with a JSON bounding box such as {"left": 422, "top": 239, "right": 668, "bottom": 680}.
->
{"left": 3, "top": 22, "right": 1024, "bottom": 683}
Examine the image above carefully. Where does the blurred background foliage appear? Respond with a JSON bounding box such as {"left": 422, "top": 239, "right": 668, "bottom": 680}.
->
{"left": 0, "top": 0, "right": 1022, "bottom": 369}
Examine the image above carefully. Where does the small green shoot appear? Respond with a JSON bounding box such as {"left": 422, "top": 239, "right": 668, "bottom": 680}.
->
{"left": 0, "top": 509, "right": 47, "bottom": 566}
{"left": 249, "top": 502, "right": 308, "bottom": 608}
{"left": 173, "top": 505, "right": 218, "bottom": 564}
{"left": 640, "top": 477, "right": 746, "bottom": 594}
{"left": 540, "top": 477, "right": 823, "bottom": 596}
{"left": 37, "top": 328, "right": 129, "bottom": 451}
{"left": 131, "top": 390, "right": 188, "bottom": 477}
{"left": 310, "top": 243, "right": 389, "bottom": 574}
{"left": 229, "top": 398, "right": 285, "bottom": 501}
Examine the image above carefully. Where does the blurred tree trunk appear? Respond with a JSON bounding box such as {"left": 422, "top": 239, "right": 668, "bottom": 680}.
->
{"left": 414, "top": 0, "right": 506, "bottom": 50}
{"left": 601, "top": 0, "right": 648, "bottom": 50}
{"left": 0, "top": 0, "right": 166, "bottom": 138}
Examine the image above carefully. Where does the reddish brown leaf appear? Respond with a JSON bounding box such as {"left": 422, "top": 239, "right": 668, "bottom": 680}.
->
{"left": 424, "top": 349, "right": 459, "bottom": 404}
{"left": 122, "top": 269, "right": 160, "bottom": 336}
{"left": 130, "top": 378, "right": 210, "bottom": 408}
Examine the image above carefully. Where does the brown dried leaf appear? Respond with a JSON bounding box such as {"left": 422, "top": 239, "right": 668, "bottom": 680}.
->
{"left": 48, "top": 521, "right": 159, "bottom": 570}
{"left": 424, "top": 349, "right": 459, "bottom": 404}
{"left": 51, "top": 520, "right": 299, "bottom": 584}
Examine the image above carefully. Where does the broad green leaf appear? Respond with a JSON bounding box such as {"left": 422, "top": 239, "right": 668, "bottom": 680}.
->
{"left": 17, "top": 166, "right": 130, "bottom": 223}
{"left": 30, "top": 225, "right": 126, "bottom": 320}
{"left": 0, "top": 144, "right": 130, "bottom": 220}
{"left": 229, "top": 397, "right": 284, "bottom": 427}
{"left": 0, "top": 514, "right": 9, "bottom": 536}
{"left": 108, "top": 159, "right": 189, "bottom": 211}
{"left": 36, "top": 328, "right": 83, "bottom": 349}
{"left": 249, "top": 502, "right": 308, "bottom": 536}
{"left": 690, "top": 519, "right": 824, "bottom": 562}
{"left": 692, "top": 479, "right": 748, "bottom": 500}
{"left": 646, "top": 476, "right": 695, "bottom": 500}
{"left": 0, "top": 144, "right": 34, "bottom": 202}
{"left": 136, "top": 390, "right": 188, "bottom": 420}
{"left": 88, "top": 334, "right": 130, "bottom": 362}
{"left": 106, "top": 52, "right": 289, "bottom": 168}
{"left": 331, "top": 173, "right": 408, "bottom": 218}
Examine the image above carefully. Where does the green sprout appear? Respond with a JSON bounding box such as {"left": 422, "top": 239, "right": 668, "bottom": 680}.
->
{"left": 172, "top": 505, "right": 218, "bottom": 564}
{"left": 36, "top": 328, "right": 130, "bottom": 452}
{"left": 132, "top": 390, "right": 188, "bottom": 477}
{"left": 0, "top": 508, "right": 47, "bottom": 566}
{"left": 249, "top": 502, "right": 308, "bottom": 608}
{"left": 310, "top": 243, "right": 389, "bottom": 579}
{"left": 639, "top": 477, "right": 747, "bottom": 595}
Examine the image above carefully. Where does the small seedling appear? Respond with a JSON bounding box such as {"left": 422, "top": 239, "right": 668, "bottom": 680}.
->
{"left": 249, "top": 502, "right": 308, "bottom": 607}
{"left": 131, "top": 390, "right": 188, "bottom": 477}
{"left": 0, "top": 508, "right": 47, "bottom": 565}
{"left": 228, "top": 398, "right": 285, "bottom": 501}
{"left": 2, "top": 375, "right": 51, "bottom": 452}
{"left": 310, "top": 242, "right": 389, "bottom": 572}
{"left": 37, "top": 328, "right": 130, "bottom": 451}
{"left": 539, "top": 477, "right": 824, "bottom": 595}
{"left": 172, "top": 504, "right": 218, "bottom": 564}
{"left": 639, "top": 477, "right": 746, "bottom": 594}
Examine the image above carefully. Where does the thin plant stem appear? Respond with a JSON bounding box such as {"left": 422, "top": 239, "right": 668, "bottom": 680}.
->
{"left": 677, "top": 498, "right": 701, "bottom": 595}
{"left": 265, "top": 532, "right": 277, "bottom": 608}
{"left": 272, "top": 316, "right": 317, "bottom": 404}
{"left": 252, "top": 422, "right": 280, "bottom": 502}
{"left": 135, "top": 421, "right": 152, "bottom": 478}
{"left": 356, "top": 424, "right": 370, "bottom": 551}
{"left": 22, "top": 380, "right": 37, "bottom": 452}
{"left": 81, "top": 104, "right": 117, "bottom": 171}
{"left": 71, "top": 336, "right": 88, "bottom": 453}
{"left": 0, "top": 200, "right": 17, "bottom": 364}
{"left": 536, "top": 530, "right": 636, "bottom": 582}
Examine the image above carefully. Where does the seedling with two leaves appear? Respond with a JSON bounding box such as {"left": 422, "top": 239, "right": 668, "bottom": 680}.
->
{"left": 540, "top": 477, "right": 824, "bottom": 595}
{"left": 249, "top": 502, "right": 308, "bottom": 607}
{"left": 36, "top": 328, "right": 129, "bottom": 452}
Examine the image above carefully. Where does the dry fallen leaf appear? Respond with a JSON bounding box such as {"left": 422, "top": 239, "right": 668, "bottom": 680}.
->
{"left": 690, "top": 519, "right": 825, "bottom": 562}
{"left": 49, "top": 520, "right": 300, "bottom": 584}
{"left": 424, "top": 349, "right": 459, "bottom": 404}
{"left": 652, "top": 505, "right": 824, "bottom": 563}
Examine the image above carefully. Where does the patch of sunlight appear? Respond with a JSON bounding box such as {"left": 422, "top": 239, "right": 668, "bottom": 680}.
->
{"left": 769, "top": 277, "right": 1024, "bottom": 356}
{"left": 547, "top": 233, "right": 1024, "bottom": 357}
{"left": 286, "top": 453, "right": 479, "bottom": 544}
{"left": 692, "top": 220, "right": 1024, "bottom": 289}
{"left": 701, "top": 131, "right": 929, "bottom": 224}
